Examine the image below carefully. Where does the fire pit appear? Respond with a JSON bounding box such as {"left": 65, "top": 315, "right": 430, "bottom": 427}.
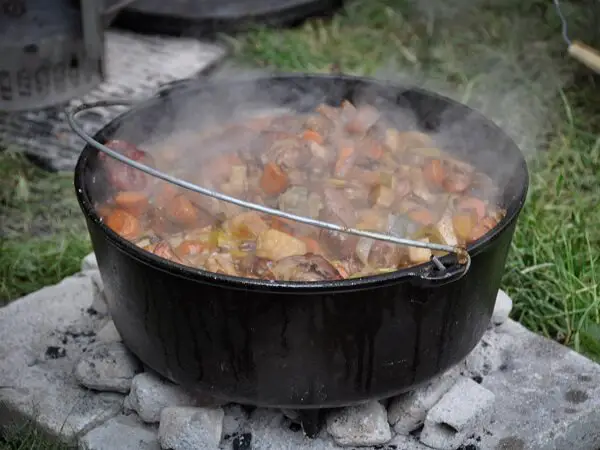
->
{"left": 0, "top": 255, "right": 599, "bottom": 450}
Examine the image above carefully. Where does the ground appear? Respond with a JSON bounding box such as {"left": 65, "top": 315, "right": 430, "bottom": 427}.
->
{"left": 0, "top": 0, "right": 599, "bottom": 447}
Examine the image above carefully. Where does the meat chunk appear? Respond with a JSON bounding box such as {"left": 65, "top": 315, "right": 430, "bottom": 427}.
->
{"left": 100, "top": 140, "right": 154, "bottom": 191}
{"left": 345, "top": 105, "right": 381, "bottom": 135}
{"left": 322, "top": 187, "right": 356, "bottom": 226}
{"left": 270, "top": 254, "right": 342, "bottom": 281}
{"left": 238, "top": 256, "right": 274, "bottom": 279}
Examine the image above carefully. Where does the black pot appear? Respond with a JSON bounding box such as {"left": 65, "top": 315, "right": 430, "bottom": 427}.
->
{"left": 74, "top": 74, "right": 528, "bottom": 409}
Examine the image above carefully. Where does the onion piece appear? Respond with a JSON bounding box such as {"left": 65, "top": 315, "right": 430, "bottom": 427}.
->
{"left": 408, "top": 238, "right": 433, "bottom": 264}
{"left": 388, "top": 214, "right": 419, "bottom": 238}
{"left": 355, "top": 237, "right": 374, "bottom": 266}
{"left": 369, "top": 184, "right": 395, "bottom": 208}
{"left": 435, "top": 209, "right": 459, "bottom": 247}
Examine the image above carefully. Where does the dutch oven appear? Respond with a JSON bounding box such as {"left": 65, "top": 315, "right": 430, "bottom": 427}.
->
{"left": 71, "top": 74, "right": 528, "bottom": 409}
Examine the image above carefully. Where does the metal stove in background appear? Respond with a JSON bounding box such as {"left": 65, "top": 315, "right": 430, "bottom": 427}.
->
{"left": 0, "top": 0, "right": 228, "bottom": 170}
{"left": 0, "top": 0, "right": 109, "bottom": 112}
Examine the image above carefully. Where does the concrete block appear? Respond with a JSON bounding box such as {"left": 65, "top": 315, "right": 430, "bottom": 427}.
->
{"left": 419, "top": 377, "right": 495, "bottom": 450}
{"left": 126, "top": 373, "right": 197, "bottom": 424}
{"left": 74, "top": 342, "right": 141, "bottom": 394}
{"left": 0, "top": 276, "right": 123, "bottom": 441}
{"left": 326, "top": 401, "right": 392, "bottom": 447}
{"left": 81, "top": 253, "right": 98, "bottom": 272}
{"left": 158, "top": 406, "right": 224, "bottom": 450}
{"left": 78, "top": 414, "right": 159, "bottom": 450}
{"left": 388, "top": 366, "right": 461, "bottom": 434}
{"left": 492, "top": 290, "right": 513, "bottom": 326}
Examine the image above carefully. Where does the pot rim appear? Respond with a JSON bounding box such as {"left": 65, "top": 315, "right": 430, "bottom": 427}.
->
{"left": 74, "top": 72, "right": 529, "bottom": 293}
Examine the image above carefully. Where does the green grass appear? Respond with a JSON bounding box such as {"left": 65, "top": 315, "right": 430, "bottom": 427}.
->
{"left": 0, "top": 150, "right": 91, "bottom": 304}
{"left": 0, "top": 423, "right": 68, "bottom": 450}
{"left": 0, "top": 0, "right": 599, "bottom": 445}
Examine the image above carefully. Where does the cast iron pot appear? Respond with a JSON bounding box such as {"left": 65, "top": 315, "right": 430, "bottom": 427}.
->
{"left": 73, "top": 74, "right": 529, "bottom": 409}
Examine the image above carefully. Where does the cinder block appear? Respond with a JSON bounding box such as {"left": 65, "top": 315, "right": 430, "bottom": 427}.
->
{"left": 419, "top": 377, "right": 495, "bottom": 450}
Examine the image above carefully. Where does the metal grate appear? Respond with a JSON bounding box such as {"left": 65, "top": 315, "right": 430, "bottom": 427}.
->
{"left": 0, "top": 30, "right": 227, "bottom": 171}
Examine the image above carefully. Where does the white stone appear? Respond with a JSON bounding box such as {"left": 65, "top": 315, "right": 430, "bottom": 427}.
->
{"left": 81, "top": 253, "right": 98, "bottom": 272}
{"left": 245, "top": 409, "right": 338, "bottom": 450}
{"left": 78, "top": 414, "right": 159, "bottom": 450}
{"left": 85, "top": 270, "right": 108, "bottom": 316}
{"left": 492, "top": 290, "right": 513, "bottom": 325}
{"left": 126, "top": 372, "right": 197, "bottom": 424}
{"left": 96, "top": 320, "right": 122, "bottom": 343}
{"left": 222, "top": 404, "right": 248, "bottom": 437}
{"left": 326, "top": 401, "right": 391, "bottom": 447}
{"left": 0, "top": 276, "right": 123, "bottom": 440}
{"left": 464, "top": 331, "right": 510, "bottom": 379}
{"left": 388, "top": 367, "right": 461, "bottom": 434}
{"left": 419, "top": 377, "right": 495, "bottom": 450}
{"left": 74, "top": 342, "right": 141, "bottom": 394}
{"left": 158, "top": 406, "right": 224, "bottom": 450}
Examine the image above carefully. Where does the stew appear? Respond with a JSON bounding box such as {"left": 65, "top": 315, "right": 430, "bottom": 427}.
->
{"left": 95, "top": 101, "right": 505, "bottom": 282}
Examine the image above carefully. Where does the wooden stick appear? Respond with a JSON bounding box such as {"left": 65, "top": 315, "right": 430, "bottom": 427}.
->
{"left": 568, "top": 40, "right": 600, "bottom": 74}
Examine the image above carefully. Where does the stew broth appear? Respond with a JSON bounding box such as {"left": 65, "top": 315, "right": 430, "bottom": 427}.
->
{"left": 95, "top": 101, "right": 505, "bottom": 282}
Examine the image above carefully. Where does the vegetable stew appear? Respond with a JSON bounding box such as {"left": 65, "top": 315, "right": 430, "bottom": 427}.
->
{"left": 96, "top": 101, "right": 505, "bottom": 282}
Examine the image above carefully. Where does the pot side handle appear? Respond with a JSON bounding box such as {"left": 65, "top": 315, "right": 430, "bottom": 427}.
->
{"left": 408, "top": 255, "right": 471, "bottom": 288}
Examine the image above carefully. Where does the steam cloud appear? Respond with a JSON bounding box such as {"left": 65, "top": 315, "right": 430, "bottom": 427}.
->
{"left": 95, "top": 0, "right": 570, "bottom": 230}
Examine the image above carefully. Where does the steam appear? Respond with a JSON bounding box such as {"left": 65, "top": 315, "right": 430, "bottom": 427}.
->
{"left": 95, "top": 0, "right": 570, "bottom": 229}
{"left": 376, "top": 0, "right": 569, "bottom": 155}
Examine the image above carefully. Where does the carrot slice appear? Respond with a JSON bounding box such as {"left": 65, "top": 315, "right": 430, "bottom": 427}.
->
{"left": 166, "top": 195, "right": 199, "bottom": 227}
{"left": 334, "top": 146, "right": 355, "bottom": 177}
{"left": 303, "top": 130, "right": 324, "bottom": 145}
{"left": 456, "top": 197, "right": 486, "bottom": 221}
{"left": 423, "top": 159, "right": 445, "bottom": 186}
{"left": 105, "top": 209, "right": 142, "bottom": 240}
{"left": 260, "top": 162, "right": 289, "bottom": 195}
{"left": 368, "top": 144, "right": 384, "bottom": 160}
{"left": 114, "top": 191, "right": 149, "bottom": 216}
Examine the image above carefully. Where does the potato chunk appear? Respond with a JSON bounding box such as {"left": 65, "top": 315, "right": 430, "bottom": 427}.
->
{"left": 256, "top": 229, "right": 308, "bottom": 261}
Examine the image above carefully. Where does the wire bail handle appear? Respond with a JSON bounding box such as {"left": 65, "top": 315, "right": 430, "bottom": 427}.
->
{"left": 67, "top": 99, "right": 472, "bottom": 283}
